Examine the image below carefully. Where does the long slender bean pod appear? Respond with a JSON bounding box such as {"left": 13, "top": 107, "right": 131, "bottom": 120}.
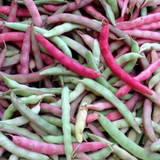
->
{"left": 88, "top": 133, "right": 138, "bottom": 160}
{"left": 2, "top": 102, "right": 41, "bottom": 126}
{"left": 98, "top": 114, "right": 160, "bottom": 160}
{"left": 0, "top": 132, "right": 50, "bottom": 160}
{"left": 23, "top": 0, "right": 42, "bottom": 27}
{"left": 99, "top": 23, "right": 151, "bottom": 95}
{"left": 47, "top": 13, "right": 102, "bottom": 32}
{"left": 80, "top": 78, "right": 141, "bottom": 133}
{"left": 143, "top": 98, "right": 157, "bottom": 142}
{"left": 61, "top": 86, "right": 73, "bottom": 160}
{"left": 4, "top": 22, "right": 72, "bottom": 58}
{"left": 20, "top": 26, "right": 31, "bottom": 74}
{"left": 11, "top": 135, "right": 107, "bottom": 155}
{"left": 99, "top": 0, "right": 116, "bottom": 26}
{"left": 51, "top": 82, "right": 85, "bottom": 108}
{"left": 43, "top": 0, "right": 94, "bottom": 12}
{"left": 44, "top": 22, "right": 85, "bottom": 38}
{"left": 2, "top": 0, "right": 17, "bottom": 33}
{"left": 0, "top": 6, "right": 30, "bottom": 17}
{"left": 0, "top": 47, "right": 6, "bottom": 69}
{"left": 10, "top": 92, "right": 62, "bottom": 135}
{"left": 36, "top": 33, "right": 103, "bottom": 78}
{"left": 0, "top": 122, "right": 43, "bottom": 142}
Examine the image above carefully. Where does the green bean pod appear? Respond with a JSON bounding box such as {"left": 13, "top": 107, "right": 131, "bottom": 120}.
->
{"left": 99, "top": 0, "right": 116, "bottom": 26}
{"left": 81, "top": 78, "right": 141, "bottom": 133}
{"left": 0, "top": 122, "right": 43, "bottom": 142}
{"left": 5, "top": 22, "right": 72, "bottom": 58}
{"left": 40, "top": 65, "right": 79, "bottom": 76}
{"left": 0, "top": 132, "right": 49, "bottom": 160}
{"left": 102, "top": 52, "right": 142, "bottom": 79}
{"left": 98, "top": 114, "right": 160, "bottom": 160}
{"left": 92, "top": 39, "right": 101, "bottom": 66}
{"left": 87, "top": 147, "right": 112, "bottom": 160}
{"left": 10, "top": 92, "right": 62, "bottom": 135}
{"left": 61, "top": 86, "right": 73, "bottom": 160}
{"left": 44, "top": 22, "right": 85, "bottom": 38}
{"left": 148, "top": 72, "right": 160, "bottom": 89}
{"left": 106, "top": 0, "right": 119, "bottom": 18}
{"left": 2, "top": 102, "right": 40, "bottom": 127}
{"left": 42, "top": 131, "right": 89, "bottom": 144}
{"left": 3, "top": 94, "right": 53, "bottom": 120}
{"left": 41, "top": 115, "right": 75, "bottom": 136}
{"left": 4, "top": 88, "right": 57, "bottom": 102}
{"left": 85, "top": 51, "right": 117, "bottom": 94}
{"left": 51, "top": 82, "right": 85, "bottom": 108}
{"left": 140, "top": 43, "right": 160, "bottom": 53}
{"left": 88, "top": 133, "right": 137, "bottom": 160}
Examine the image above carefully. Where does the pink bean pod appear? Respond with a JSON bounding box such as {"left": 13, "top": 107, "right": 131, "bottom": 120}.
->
{"left": 106, "top": 93, "right": 140, "bottom": 121}
{"left": 130, "top": 6, "right": 141, "bottom": 20}
{"left": 43, "top": 0, "right": 94, "bottom": 12}
{"left": 19, "top": 26, "right": 31, "bottom": 74}
{"left": 11, "top": 135, "right": 107, "bottom": 155}
{"left": 23, "top": 0, "right": 42, "bottom": 27}
{"left": 76, "top": 30, "right": 94, "bottom": 50}
{"left": 116, "top": 58, "right": 160, "bottom": 97}
{"left": 0, "top": 99, "right": 9, "bottom": 108}
{"left": 128, "top": 0, "right": 138, "bottom": 12}
{"left": 40, "top": 103, "right": 76, "bottom": 123}
{"left": 41, "top": 53, "right": 54, "bottom": 65}
{"left": 0, "top": 6, "right": 30, "bottom": 17}
{"left": 143, "top": 99, "right": 157, "bottom": 142}
{"left": 124, "top": 29, "right": 160, "bottom": 41}
{"left": 116, "top": 12, "right": 160, "bottom": 30}
{"left": 82, "top": 4, "right": 108, "bottom": 22}
{"left": 0, "top": 47, "right": 6, "bottom": 68}
{"left": 86, "top": 99, "right": 116, "bottom": 111}
{"left": 136, "top": 21, "right": 160, "bottom": 31}
{"left": 86, "top": 112, "right": 100, "bottom": 123}
{"left": 0, "top": 65, "right": 53, "bottom": 83}
{"left": 88, "top": 123, "right": 106, "bottom": 138}
{"left": 2, "top": 0, "right": 17, "bottom": 33}
{"left": 47, "top": 13, "right": 102, "bottom": 32}
{"left": 99, "top": 23, "right": 151, "bottom": 95}
{"left": 0, "top": 32, "right": 25, "bottom": 44}
{"left": 0, "top": 85, "right": 8, "bottom": 92}
{"left": 35, "top": 33, "right": 104, "bottom": 78}
{"left": 121, "top": 0, "right": 129, "bottom": 18}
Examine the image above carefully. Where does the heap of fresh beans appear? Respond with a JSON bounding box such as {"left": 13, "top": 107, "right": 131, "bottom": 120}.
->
{"left": 1, "top": 0, "right": 160, "bottom": 159}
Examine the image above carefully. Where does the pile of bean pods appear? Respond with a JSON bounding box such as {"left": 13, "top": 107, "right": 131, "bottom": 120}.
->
{"left": 1, "top": 0, "right": 160, "bottom": 160}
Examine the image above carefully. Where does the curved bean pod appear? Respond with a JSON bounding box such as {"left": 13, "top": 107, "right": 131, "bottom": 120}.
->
{"left": 81, "top": 78, "right": 141, "bottom": 133}
{"left": 23, "top": 0, "right": 42, "bottom": 27}
{"left": 10, "top": 92, "right": 62, "bottom": 135}
{"left": 43, "top": 0, "right": 94, "bottom": 12}
{"left": 36, "top": 33, "right": 103, "bottom": 78}
{"left": 44, "top": 22, "right": 85, "bottom": 38}
{"left": 0, "top": 6, "right": 30, "bottom": 17}
{"left": 98, "top": 114, "right": 160, "bottom": 160}
{"left": 143, "top": 99, "right": 157, "bottom": 142}
{"left": 47, "top": 13, "right": 102, "bottom": 32}
{"left": 0, "top": 132, "right": 50, "bottom": 160}
{"left": 11, "top": 135, "right": 107, "bottom": 155}
{"left": 99, "top": 23, "right": 151, "bottom": 95}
